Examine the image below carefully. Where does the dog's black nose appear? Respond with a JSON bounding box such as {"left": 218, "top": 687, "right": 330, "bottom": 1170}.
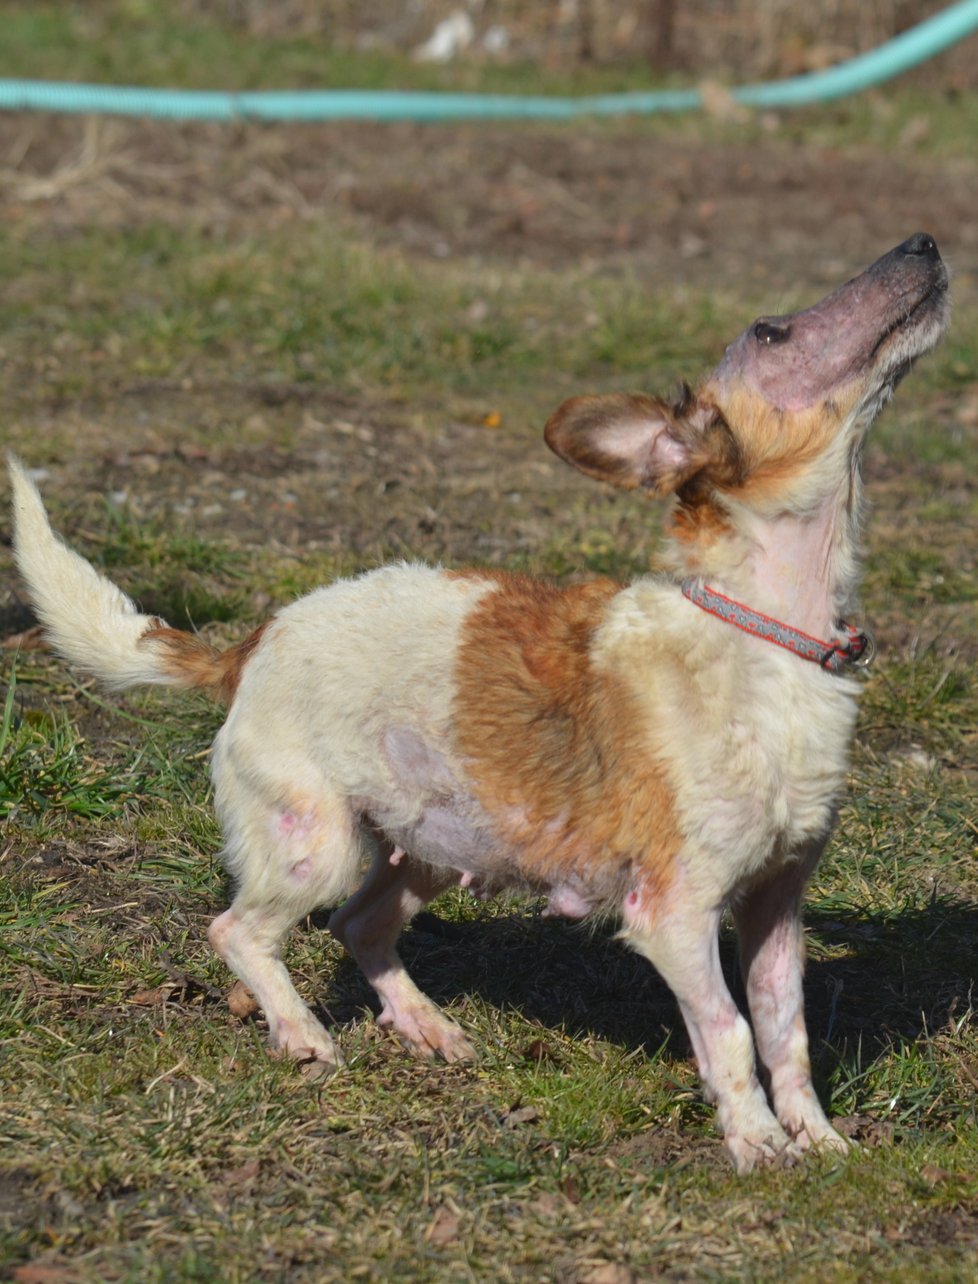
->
{"left": 899, "top": 232, "right": 940, "bottom": 259}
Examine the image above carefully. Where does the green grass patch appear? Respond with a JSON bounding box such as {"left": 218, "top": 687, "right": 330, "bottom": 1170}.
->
{"left": 0, "top": 219, "right": 734, "bottom": 419}
{"left": 0, "top": 664, "right": 152, "bottom": 821}
{"left": 84, "top": 503, "right": 248, "bottom": 627}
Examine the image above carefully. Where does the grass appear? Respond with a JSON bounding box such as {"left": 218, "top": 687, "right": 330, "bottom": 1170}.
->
{"left": 0, "top": 219, "right": 732, "bottom": 419}
{"left": 0, "top": 665, "right": 152, "bottom": 821}
{"left": 0, "top": 0, "right": 695, "bottom": 96}
{"left": 3, "top": 1, "right": 978, "bottom": 162}
{"left": 1, "top": 6, "right": 978, "bottom": 1281}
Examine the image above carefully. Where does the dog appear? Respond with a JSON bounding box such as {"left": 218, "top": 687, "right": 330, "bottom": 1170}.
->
{"left": 9, "top": 233, "right": 948, "bottom": 1172}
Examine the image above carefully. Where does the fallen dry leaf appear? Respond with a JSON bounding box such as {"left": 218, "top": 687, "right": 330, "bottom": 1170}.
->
{"left": 835, "top": 1114, "right": 895, "bottom": 1147}
{"left": 522, "top": 1038, "right": 555, "bottom": 1065}
{"left": 426, "top": 1205, "right": 461, "bottom": 1247}
{"left": 227, "top": 980, "right": 260, "bottom": 1019}
{"left": 528, "top": 1192, "right": 564, "bottom": 1218}
{"left": 130, "top": 984, "right": 175, "bottom": 1006}
{"left": 580, "top": 1264, "right": 636, "bottom": 1284}
{"left": 11, "top": 1262, "right": 82, "bottom": 1283}
{"left": 2, "top": 625, "right": 48, "bottom": 651}
{"left": 221, "top": 1159, "right": 260, "bottom": 1187}
{"left": 501, "top": 1103, "right": 539, "bottom": 1128}
{"left": 300, "top": 1058, "right": 334, "bottom": 1083}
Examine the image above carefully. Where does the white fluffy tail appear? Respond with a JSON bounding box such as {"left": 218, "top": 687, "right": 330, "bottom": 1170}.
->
{"left": 8, "top": 454, "right": 234, "bottom": 696}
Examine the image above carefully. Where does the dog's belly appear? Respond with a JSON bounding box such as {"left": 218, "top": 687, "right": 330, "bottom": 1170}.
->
{"left": 385, "top": 798, "right": 499, "bottom": 875}
{"left": 382, "top": 804, "right": 607, "bottom": 920}
{"left": 366, "top": 713, "right": 835, "bottom": 916}
{"left": 367, "top": 725, "right": 609, "bottom": 918}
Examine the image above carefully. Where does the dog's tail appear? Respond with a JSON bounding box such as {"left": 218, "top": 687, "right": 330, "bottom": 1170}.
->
{"left": 8, "top": 454, "right": 257, "bottom": 702}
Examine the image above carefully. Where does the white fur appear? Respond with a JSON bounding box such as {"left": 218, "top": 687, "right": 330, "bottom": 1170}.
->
{"left": 9, "top": 455, "right": 184, "bottom": 690}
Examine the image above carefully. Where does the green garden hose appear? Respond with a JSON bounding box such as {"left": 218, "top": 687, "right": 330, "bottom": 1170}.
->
{"left": 0, "top": 0, "right": 976, "bottom": 121}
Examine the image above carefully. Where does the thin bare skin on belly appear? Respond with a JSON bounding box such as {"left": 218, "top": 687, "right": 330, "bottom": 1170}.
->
{"left": 371, "top": 722, "right": 632, "bottom": 920}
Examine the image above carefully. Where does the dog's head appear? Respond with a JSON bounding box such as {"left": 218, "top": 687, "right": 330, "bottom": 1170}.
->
{"left": 545, "top": 234, "right": 949, "bottom": 517}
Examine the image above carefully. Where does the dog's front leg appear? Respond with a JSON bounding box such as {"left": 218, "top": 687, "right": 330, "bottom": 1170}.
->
{"left": 621, "top": 876, "right": 798, "bottom": 1173}
{"left": 732, "top": 843, "right": 850, "bottom": 1157}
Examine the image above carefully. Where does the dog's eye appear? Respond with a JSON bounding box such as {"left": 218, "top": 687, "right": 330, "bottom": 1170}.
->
{"left": 754, "top": 321, "right": 790, "bottom": 345}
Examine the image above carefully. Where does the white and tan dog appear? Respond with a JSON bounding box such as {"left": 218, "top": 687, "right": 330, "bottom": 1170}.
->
{"left": 9, "top": 234, "right": 948, "bottom": 1171}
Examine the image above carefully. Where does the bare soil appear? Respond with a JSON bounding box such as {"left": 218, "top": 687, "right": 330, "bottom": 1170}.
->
{"left": 8, "top": 116, "right": 978, "bottom": 284}
{"left": 2, "top": 113, "right": 976, "bottom": 580}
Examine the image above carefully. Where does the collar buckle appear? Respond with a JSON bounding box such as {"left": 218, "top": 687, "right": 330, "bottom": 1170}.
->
{"left": 847, "top": 628, "right": 876, "bottom": 670}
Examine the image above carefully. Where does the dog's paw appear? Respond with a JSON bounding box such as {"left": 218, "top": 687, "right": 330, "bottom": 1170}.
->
{"left": 777, "top": 1096, "right": 855, "bottom": 1157}
{"left": 430, "top": 1025, "right": 478, "bottom": 1064}
{"left": 727, "top": 1127, "right": 803, "bottom": 1174}
{"left": 791, "top": 1122, "right": 854, "bottom": 1156}
{"left": 378, "top": 1000, "right": 477, "bottom": 1063}
{"left": 269, "top": 1015, "right": 344, "bottom": 1071}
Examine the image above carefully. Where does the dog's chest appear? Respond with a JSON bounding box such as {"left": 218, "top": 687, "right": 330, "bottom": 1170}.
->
{"left": 673, "top": 663, "right": 860, "bottom": 887}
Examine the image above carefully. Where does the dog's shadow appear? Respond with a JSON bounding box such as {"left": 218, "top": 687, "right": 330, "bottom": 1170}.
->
{"left": 313, "top": 895, "right": 978, "bottom": 1071}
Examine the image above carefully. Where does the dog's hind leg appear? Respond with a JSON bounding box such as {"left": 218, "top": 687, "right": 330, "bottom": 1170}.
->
{"left": 209, "top": 791, "right": 364, "bottom": 1069}
{"left": 732, "top": 842, "right": 851, "bottom": 1156}
{"left": 329, "top": 851, "right": 477, "bottom": 1063}
{"left": 209, "top": 901, "right": 341, "bottom": 1067}
{"left": 621, "top": 871, "right": 799, "bottom": 1173}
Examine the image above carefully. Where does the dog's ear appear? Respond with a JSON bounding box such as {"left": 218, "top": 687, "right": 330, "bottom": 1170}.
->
{"left": 544, "top": 392, "right": 708, "bottom": 496}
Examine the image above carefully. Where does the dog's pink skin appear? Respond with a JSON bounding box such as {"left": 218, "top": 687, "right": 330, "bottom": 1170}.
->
{"left": 743, "top": 506, "right": 840, "bottom": 648}
{"left": 731, "top": 844, "right": 848, "bottom": 1153}
{"left": 458, "top": 870, "right": 491, "bottom": 899}
{"left": 542, "top": 884, "right": 594, "bottom": 920}
{"left": 712, "top": 234, "right": 945, "bottom": 412}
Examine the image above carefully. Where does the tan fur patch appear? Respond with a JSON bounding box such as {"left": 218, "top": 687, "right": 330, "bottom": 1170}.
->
{"left": 140, "top": 620, "right": 270, "bottom": 704}
{"left": 452, "top": 572, "right": 681, "bottom": 905}
{"left": 705, "top": 381, "right": 857, "bottom": 502}
{"left": 666, "top": 379, "right": 860, "bottom": 553}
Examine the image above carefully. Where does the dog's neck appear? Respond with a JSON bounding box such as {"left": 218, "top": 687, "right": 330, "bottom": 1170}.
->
{"left": 667, "top": 472, "right": 863, "bottom": 643}
{"left": 742, "top": 503, "right": 849, "bottom": 640}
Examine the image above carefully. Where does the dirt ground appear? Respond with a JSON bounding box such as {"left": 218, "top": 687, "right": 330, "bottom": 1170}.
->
{"left": 10, "top": 114, "right": 978, "bottom": 282}
{"left": 2, "top": 112, "right": 977, "bottom": 589}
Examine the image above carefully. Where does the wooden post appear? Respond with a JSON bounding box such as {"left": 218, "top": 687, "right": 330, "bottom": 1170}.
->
{"left": 648, "top": 0, "right": 678, "bottom": 70}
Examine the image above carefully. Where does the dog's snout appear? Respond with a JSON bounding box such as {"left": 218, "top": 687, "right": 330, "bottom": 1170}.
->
{"left": 899, "top": 232, "right": 940, "bottom": 260}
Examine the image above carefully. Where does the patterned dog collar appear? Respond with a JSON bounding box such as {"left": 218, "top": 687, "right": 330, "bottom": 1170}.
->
{"left": 681, "top": 581, "right": 875, "bottom": 674}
